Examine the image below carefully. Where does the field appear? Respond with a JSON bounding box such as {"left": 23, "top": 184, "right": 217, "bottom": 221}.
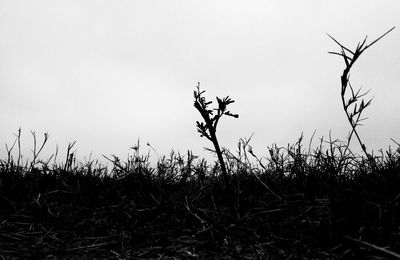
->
{"left": 1, "top": 29, "right": 399, "bottom": 259}
{"left": 1, "top": 130, "right": 400, "bottom": 259}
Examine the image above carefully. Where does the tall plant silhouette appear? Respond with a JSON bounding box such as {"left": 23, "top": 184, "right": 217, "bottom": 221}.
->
{"left": 328, "top": 27, "right": 395, "bottom": 169}
{"left": 193, "top": 83, "right": 238, "bottom": 189}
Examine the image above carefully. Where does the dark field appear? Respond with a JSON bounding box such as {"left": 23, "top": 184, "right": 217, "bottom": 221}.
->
{"left": 1, "top": 134, "right": 400, "bottom": 259}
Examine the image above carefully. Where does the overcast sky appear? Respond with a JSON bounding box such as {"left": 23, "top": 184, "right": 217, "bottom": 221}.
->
{"left": 1, "top": 1, "right": 399, "bottom": 165}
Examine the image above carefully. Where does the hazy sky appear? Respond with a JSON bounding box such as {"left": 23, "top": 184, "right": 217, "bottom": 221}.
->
{"left": 1, "top": 1, "right": 399, "bottom": 165}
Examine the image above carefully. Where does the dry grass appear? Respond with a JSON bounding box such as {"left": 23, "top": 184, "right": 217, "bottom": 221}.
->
{"left": 1, "top": 131, "right": 400, "bottom": 259}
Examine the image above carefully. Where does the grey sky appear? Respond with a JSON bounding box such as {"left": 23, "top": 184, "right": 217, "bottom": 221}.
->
{"left": 1, "top": 1, "right": 399, "bottom": 164}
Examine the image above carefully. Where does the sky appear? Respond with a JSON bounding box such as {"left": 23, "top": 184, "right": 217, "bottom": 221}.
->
{"left": 1, "top": 1, "right": 399, "bottom": 166}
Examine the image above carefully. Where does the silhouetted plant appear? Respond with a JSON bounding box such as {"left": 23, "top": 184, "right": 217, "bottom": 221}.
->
{"left": 29, "top": 130, "right": 49, "bottom": 170}
{"left": 328, "top": 27, "right": 395, "bottom": 170}
{"left": 193, "top": 82, "right": 238, "bottom": 190}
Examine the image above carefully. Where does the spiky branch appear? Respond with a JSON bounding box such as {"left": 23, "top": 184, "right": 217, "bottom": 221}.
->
{"left": 328, "top": 27, "right": 395, "bottom": 169}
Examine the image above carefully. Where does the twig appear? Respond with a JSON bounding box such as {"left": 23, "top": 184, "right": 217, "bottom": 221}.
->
{"left": 345, "top": 236, "right": 400, "bottom": 259}
{"left": 328, "top": 27, "right": 395, "bottom": 170}
{"left": 184, "top": 196, "right": 207, "bottom": 229}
